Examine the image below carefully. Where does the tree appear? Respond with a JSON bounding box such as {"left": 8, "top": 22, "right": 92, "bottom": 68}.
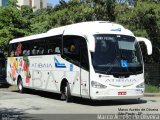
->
{"left": 116, "top": 0, "right": 160, "bottom": 63}
{"left": 49, "top": 0, "right": 93, "bottom": 27}
{"left": 93, "top": 0, "right": 116, "bottom": 21}
{"left": 0, "top": 0, "right": 31, "bottom": 51}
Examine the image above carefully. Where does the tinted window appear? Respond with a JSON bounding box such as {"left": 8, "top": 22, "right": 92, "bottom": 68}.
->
{"left": 31, "top": 38, "right": 46, "bottom": 56}
{"left": 63, "top": 36, "right": 81, "bottom": 65}
{"left": 46, "top": 36, "right": 62, "bottom": 54}
{"left": 22, "top": 41, "right": 31, "bottom": 56}
{"left": 8, "top": 35, "right": 62, "bottom": 57}
{"left": 8, "top": 43, "right": 17, "bottom": 57}
{"left": 92, "top": 34, "right": 143, "bottom": 76}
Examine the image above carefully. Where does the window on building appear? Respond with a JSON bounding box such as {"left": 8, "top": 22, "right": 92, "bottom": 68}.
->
{"left": 2, "top": 0, "right": 9, "bottom": 6}
{"left": 40, "top": 0, "right": 43, "bottom": 9}
{"left": 29, "top": 0, "right": 32, "bottom": 7}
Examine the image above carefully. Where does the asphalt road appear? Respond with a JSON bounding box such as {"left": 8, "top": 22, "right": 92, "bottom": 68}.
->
{"left": 0, "top": 86, "right": 160, "bottom": 120}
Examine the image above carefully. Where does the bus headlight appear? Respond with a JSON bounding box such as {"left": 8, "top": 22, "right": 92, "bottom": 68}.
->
{"left": 136, "top": 82, "right": 144, "bottom": 88}
{"left": 91, "top": 81, "right": 107, "bottom": 89}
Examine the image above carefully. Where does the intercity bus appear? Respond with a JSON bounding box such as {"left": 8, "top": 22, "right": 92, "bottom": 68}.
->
{"left": 7, "top": 21, "right": 152, "bottom": 102}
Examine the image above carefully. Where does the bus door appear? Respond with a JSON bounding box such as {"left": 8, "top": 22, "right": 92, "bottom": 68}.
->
{"left": 63, "top": 36, "right": 81, "bottom": 96}
{"left": 80, "top": 39, "right": 90, "bottom": 98}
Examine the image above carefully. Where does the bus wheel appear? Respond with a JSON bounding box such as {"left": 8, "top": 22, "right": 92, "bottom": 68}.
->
{"left": 65, "top": 82, "right": 72, "bottom": 102}
{"left": 17, "top": 78, "right": 24, "bottom": 93}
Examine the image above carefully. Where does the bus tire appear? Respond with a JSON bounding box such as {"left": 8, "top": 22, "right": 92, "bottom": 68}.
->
{"left": 17, "top": 78, "right": 24, "bottom": 93}
{"left": 65, "top": 82, "right": 72, "bottom": 103}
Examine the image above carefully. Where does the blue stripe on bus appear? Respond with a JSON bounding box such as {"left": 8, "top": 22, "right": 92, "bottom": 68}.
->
{"left": 54, "top": 57, "right": 66, "bottom": 68}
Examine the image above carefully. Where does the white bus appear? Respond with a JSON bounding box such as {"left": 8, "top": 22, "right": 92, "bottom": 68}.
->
{"left": 7, "top": 21, "right": 152, "bottom": 102}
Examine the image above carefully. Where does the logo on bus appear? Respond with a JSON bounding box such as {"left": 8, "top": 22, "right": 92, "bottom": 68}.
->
{"left": 54, "top": 57, "right": 66, "bottom": 68}
{"left": 120, "top": 60, "right": 128, "bottom": 68}
{"left": 105, "top": 79, "right": 137, "bottom": 84}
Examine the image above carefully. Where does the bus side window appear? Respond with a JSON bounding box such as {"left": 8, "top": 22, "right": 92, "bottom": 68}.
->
{"left": 39, "top": 47, "right": 44, "bottom": 55}
{"left": 8, "top": 44, "right": 13, "bottom": 57}
{"left": 32, "top": 46, "right": 37, "bottom": 55}
{"left": 27, "top": 50, "right": 30, "bottom": 55}
{"left": 8, "top": 44, "right": 16, "bottom": 57}
{"left": 22, "top": 41, "right": 31, "bottom": 56}
{"left": 16, "top": 43, "right": 23, "bottom": 56}
{"left": 48, "top": 49, "right": 54, "bottom": 54}
{"left": 55, "top": 47, "right": 60, "bottom": 54}
{"left": 31, "top": 38, "right": 46, "bottom": 56}
{"left": 23, "top": 50, "right": 28, "bottom": 55}
{"left": 46, "top": 36, "right": 61, "bottom": 55}
{"left": 63, "top": 35, "right": 81, "bottom": 65}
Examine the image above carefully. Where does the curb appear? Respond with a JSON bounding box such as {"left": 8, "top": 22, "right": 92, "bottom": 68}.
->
{"left": 144, "top": 93, "right": 160, "bottom": 97}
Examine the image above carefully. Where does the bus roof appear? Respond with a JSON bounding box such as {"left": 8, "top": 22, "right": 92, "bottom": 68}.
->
{"left": 10, "top": 21, "right": 134, "bottom": 44}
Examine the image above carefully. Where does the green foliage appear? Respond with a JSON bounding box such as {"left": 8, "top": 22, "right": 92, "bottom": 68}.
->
{"left": 145, "top": 84, "right": 160, "bottom": 93}
{"left": 49, "top": 1, "right": 93, "bottom": 27}
{"left": 94, "top": 0, "right": 116, "bottom": 21}
{"left": 116, "top": 1, "right": 160, "bottom": 63}
{"left": 0, "top": 2, "right": 31, "bottom": 50}
{"left": 0, "top": 0, "right": 159, "bottom": 63}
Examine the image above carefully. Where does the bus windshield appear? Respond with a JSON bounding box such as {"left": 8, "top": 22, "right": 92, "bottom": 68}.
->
{"left": 91, "top": 34, "right": 143, "bottom": 77}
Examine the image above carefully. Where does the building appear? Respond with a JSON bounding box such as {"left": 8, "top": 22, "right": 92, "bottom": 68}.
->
{"left": 17, "top": 0, "right": 47, "bottom": 11}
{"left": 0, "top": 0, "right": 9, "bottom": 7}
{"left": 0, "top": 0, "right": 47, "bottom": 11}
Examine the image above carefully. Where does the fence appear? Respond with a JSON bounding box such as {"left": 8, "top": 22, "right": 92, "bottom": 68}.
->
{"left": 144, "top": 64, "right": 160, "bottom": 87}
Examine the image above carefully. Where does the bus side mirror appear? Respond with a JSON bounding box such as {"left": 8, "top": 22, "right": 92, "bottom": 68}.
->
{"left": 136, "top": 37, "right": 152, "bottom": 55}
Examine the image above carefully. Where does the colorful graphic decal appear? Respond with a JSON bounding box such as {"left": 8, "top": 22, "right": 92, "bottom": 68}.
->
{"left": 16, "top": 43, "right": 22, "bottom": 56}
{"left": 9, "top": 56, "right": 18, "bottom": 81}
{"left": 120, "top": 60, "right": 128, "bottom": 68}
{"left": 9, "top": 42, "right": 31, "bottom": 83}
{"left": 23, "top": 56, "right": 31, "bottom": 83}
{"left": 54, "top": 57, "right": 66, "bottom": 68}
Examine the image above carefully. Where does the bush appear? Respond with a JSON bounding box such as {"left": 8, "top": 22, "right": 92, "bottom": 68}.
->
{"left": 145, "top": 84, "right": 160, "bottom": 93}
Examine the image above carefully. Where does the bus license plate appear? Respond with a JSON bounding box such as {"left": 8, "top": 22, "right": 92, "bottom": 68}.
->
{"left": 118, "top": 92, "right": 127, "bottom": 95}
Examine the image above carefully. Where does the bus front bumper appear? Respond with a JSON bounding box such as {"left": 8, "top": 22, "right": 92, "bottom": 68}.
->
{"left": 90, "top": 88, "right": 144, "bottom": 100}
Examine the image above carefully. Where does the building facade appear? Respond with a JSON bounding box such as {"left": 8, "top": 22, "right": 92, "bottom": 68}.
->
{"left": 0, "top": 0, "right": 9, "bottom": 7}
{"left": 0, "top": 0, "right": 47, "bottom": 11}
{"left": 17, "top": 0, "right": 47, "bottom": 11}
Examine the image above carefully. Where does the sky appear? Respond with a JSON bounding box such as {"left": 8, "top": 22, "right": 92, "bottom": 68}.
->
{"left": 48, "top": 0, "right": 69, "bottom": 6}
